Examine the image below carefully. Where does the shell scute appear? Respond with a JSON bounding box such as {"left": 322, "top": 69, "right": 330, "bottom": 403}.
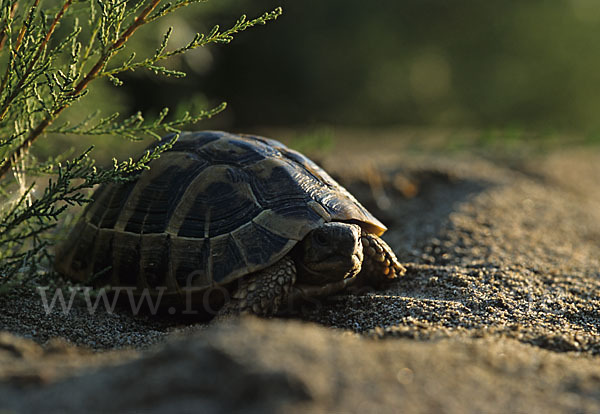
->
{"left": 171, "top": 237, "right": 210, "bottom": 288}
{"left": 94, "top": 181, "right": 137, "bottom": 229}
{"left": 123, "top": 154, "right": 209, "bottom": 234}
{"left": 175, "top": 165, "right": 263, "bottom": 238}
{"left": 209, "top": 234, "right": 248, "bottom": 284}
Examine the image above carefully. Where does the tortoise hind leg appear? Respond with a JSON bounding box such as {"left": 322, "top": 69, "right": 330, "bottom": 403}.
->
{"left": 356, "top": 233, "right": 405, "bottom": 289}
{"left": 218, "top": 256, "right": 296, "bottom": 317}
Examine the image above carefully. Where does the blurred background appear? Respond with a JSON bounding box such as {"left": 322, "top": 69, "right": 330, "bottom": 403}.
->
{"left": 51, "top": 0, "right": 600, "bottom": 156}
{"left": 126, "top": 1, "right": 600, "bottom": 131}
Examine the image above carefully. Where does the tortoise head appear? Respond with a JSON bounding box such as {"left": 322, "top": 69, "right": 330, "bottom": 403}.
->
{"left": 294, "top": 222, "right": 364, "bottom": 284}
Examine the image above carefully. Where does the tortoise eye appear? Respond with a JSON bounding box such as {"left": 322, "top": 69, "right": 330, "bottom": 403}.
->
{"left": 314, "top": 232, "right": 328, "bottom": 245}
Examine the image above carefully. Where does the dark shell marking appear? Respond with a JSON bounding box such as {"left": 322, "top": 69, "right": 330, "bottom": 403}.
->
{"left": 55, "top": 131, "right": 385, "bottom": 294}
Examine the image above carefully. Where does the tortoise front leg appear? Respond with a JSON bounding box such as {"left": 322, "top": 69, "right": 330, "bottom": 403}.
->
{"left": 218, "top": 256, "right": 296, "bottom": 316}
{"left": 356, "top": 233, "right": 405, "bottom": 288}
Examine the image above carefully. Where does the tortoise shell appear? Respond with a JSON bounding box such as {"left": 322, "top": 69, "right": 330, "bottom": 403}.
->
{"left": 55, "top": 131, "right": 386, "bottom": 293}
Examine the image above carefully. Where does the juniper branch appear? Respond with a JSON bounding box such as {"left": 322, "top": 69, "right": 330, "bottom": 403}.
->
{"left": 0, "top": 1, "right": 19, "bottom": 51}
{"left": 14, "top": 0, "right": 37, "bottom": 53}
{"left": 48, "top": 102, "right": 227, "bottom": 139}
{"left": 0, "top": 0, "right": 40, "bottom": 103}
{"left": 0, "top": 0, "right": 71, "bottom": 123}
{"left": 0, "top": 0, "right": 162, "bottom": 181}
{"left": 103, "top": 7, "right": 283, "bottom": 77}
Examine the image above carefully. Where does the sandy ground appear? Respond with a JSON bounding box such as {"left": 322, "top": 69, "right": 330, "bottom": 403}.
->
{"left": 1, "top": 138, "right": 600, "bottom": 413}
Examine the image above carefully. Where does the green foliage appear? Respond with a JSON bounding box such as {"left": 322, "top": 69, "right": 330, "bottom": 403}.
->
{"left": 0, "top": 0, "right": 282, "bottom": 284}
{"left": 288, "top": 126, "right": 335, "bottom": 155}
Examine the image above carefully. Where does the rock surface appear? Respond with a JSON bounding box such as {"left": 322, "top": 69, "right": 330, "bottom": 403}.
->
{"left": 1, "top": 143, "right": 599, "bottom": 413}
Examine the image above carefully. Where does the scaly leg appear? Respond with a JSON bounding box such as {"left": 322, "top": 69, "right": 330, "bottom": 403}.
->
{"left": 356, "top": 233, "right": 405, "bottom": 289}
{"left": 218, "top": 256, "right": 296, "bottom": 316}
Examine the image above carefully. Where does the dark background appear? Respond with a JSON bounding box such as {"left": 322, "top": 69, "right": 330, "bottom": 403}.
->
{"left": 109, "top": 0, "right": 600, "bottom": 137}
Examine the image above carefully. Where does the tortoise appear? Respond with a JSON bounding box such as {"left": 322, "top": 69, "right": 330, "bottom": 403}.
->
{"left": 55, "top": 131, "right": 405, "bottom": 316}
